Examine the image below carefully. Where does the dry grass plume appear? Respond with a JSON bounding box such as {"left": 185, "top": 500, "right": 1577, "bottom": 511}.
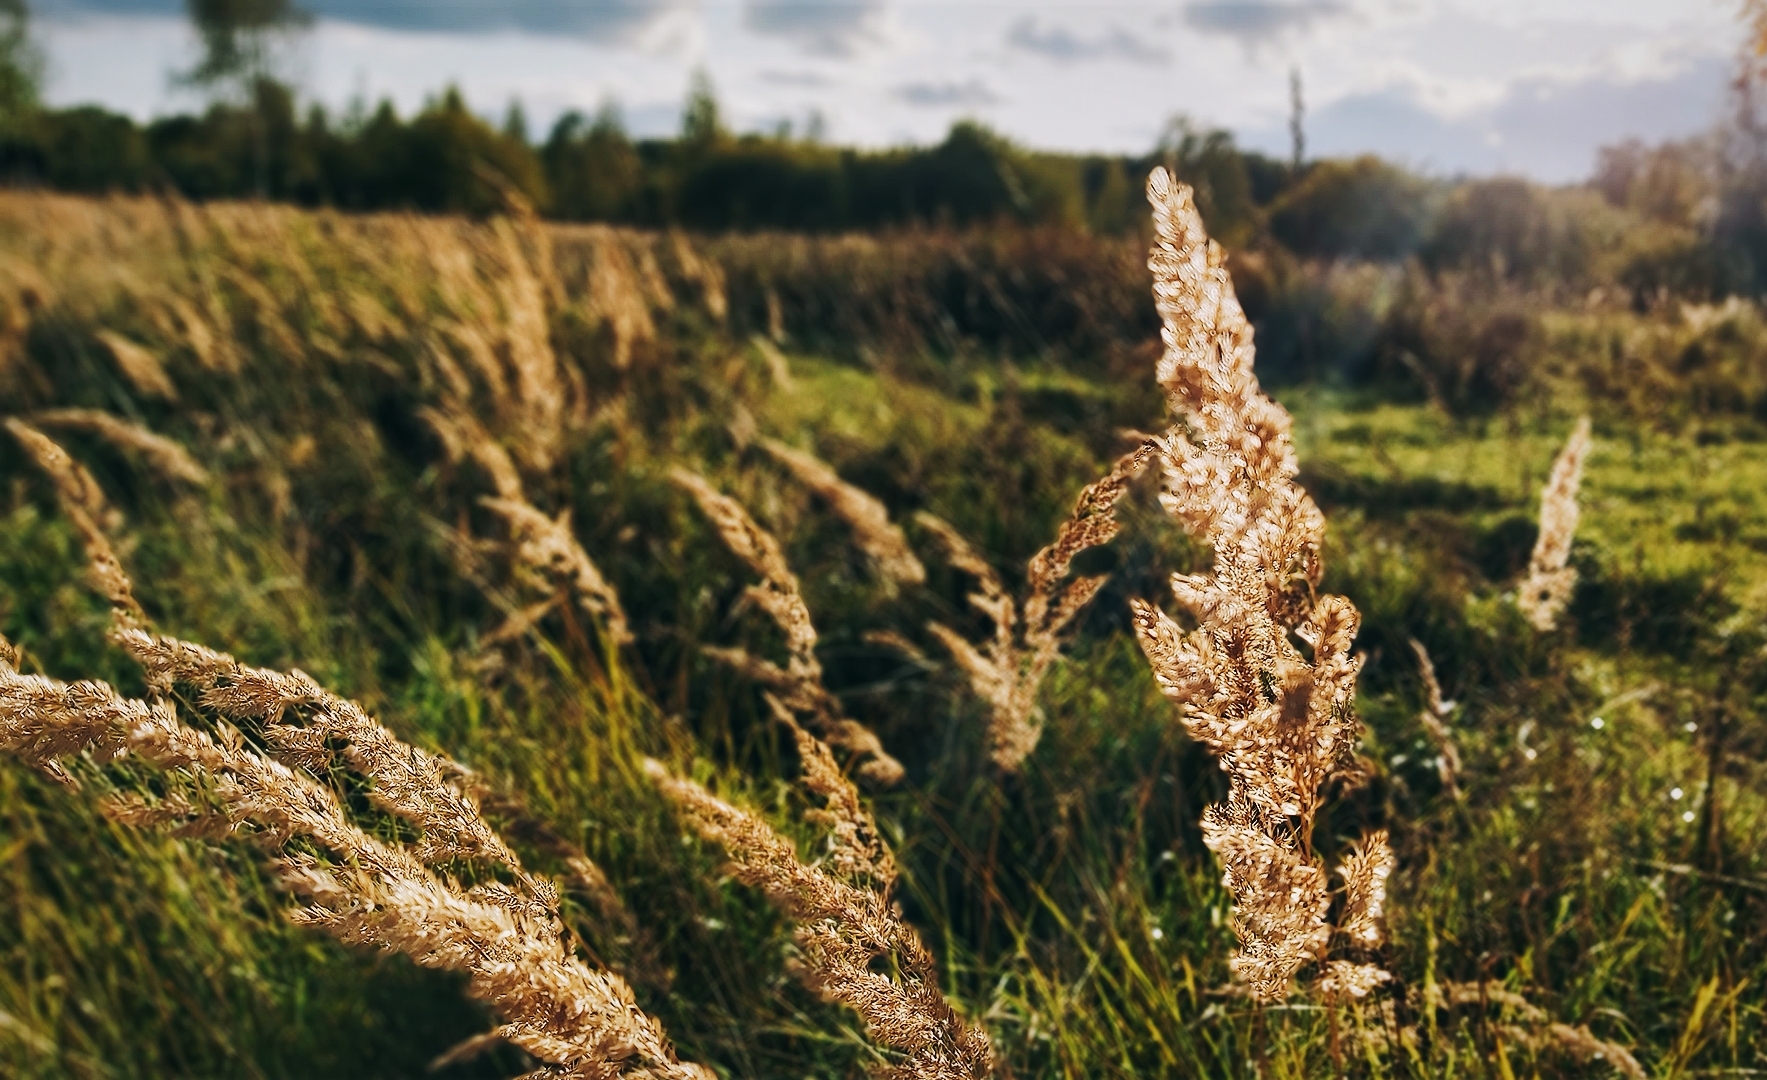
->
{"left": 647, "top": 711, "right": 991, "bottom": 1079}
{"left": 671, "top": 467, "right": 905, "bottom": 786}
{"left": 758, "top": 436, "right": 925, "bottom": 586}
{"left": 1129, "top": 167, "right": 1392, "bottom": 1001}
{"left": 920, "top": 440, "right": 1153, "bottom": 772}
{"left": 1517, "top": 416, "right": 1592, "bottom": 632}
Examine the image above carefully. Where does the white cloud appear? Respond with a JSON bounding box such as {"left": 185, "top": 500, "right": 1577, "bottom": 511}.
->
{"left": 39, "top": 0, "right": 696, "bottom": 40}
{"left": 896, "top": 78, "right": 997, "bottom": 108}
{"left": 1182, "top": 1, "right": 1349, "bottom": 47}
{"left": 1004, "top": 17, "right": 1169, "bottom": 64}
{"left": 743, "top": 0, "right": 889, "bottom": 56}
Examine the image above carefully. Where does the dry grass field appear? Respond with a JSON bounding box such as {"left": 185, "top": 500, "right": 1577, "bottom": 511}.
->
{"left": 0, "top": 181, "right": 1760, "bottom": 1078}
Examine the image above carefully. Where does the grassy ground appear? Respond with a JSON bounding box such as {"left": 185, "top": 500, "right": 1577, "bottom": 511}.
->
{"left": 0, "top": 192, "right": 1761, "bottom": 1078}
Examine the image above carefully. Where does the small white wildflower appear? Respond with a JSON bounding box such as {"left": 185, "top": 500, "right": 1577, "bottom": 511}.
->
{"left": 1590, "top": 716, "right": 1604, "bottom": 730}
{"left": 1670, "top": 787, "right": 1684, "bottom": 801}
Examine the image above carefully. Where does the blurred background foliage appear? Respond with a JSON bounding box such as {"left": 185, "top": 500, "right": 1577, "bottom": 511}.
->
{"left": 0, "top": 0, "right": 1751, "bottom": 423}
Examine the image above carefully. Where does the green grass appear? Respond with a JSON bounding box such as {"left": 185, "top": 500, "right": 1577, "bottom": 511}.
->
{"left": 0, "top": 197, "right": 1762, "bottom": 1078}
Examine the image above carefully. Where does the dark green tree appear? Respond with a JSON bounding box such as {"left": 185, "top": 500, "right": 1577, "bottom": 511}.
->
{"left": 180, "top": 0, "right": 311, "bottom": 196}
{"left": 501, "top": 99, "right": 529, "bottom": 145}
{"left": 681, "top": 68, "right": 722, "bottom": 146}
{"left": 543, "top": 101, "right": 643, "bottom": 221}
{"left": 1157, "top": 116, "right": 1258, "bottom": 246}
{"left": 0, "top": 0, "right": 41, "bottom": 134}
{"left": 1270, "top": 154, "right": 1435, "bottom": 261}
{"left": 183, "top": 0, "right": 311, "bottom": 95}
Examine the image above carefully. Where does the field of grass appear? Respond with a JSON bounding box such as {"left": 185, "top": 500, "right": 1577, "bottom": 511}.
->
{"left": 0, "top": 191, "right": 1761, "bottom": 1078}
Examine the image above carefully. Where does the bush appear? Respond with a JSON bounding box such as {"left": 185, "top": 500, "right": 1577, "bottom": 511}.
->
{"left": 1423, "top": 177, "right": 1630, "bottom": 289}
{"left": 1269, "top": 155, "right": 1435, "bottom": 261}
{"left": 1374, "top": 269, "right": 1539, "bottom": 414}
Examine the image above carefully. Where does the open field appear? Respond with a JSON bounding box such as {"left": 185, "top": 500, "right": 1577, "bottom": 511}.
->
{"left": 0, "top": 191, "right": 1761, "bottom": 1078}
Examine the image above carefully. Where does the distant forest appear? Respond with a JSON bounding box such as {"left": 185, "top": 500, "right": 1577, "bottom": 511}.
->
{"left": 0, "top": 0, "right": 1757, "bottom": 300}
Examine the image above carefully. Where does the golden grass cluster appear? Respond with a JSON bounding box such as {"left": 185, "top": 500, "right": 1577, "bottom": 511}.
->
{"left": 1517, "top": 416, "right": 1593, "bottom": 632}
{"left": 1128, "top": 168, "right": 1392, "bottom": 1001}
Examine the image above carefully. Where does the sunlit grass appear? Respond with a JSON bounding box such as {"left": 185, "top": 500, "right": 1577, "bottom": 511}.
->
{"left": 0, "top": 193, "right": 1761, "bottom": 1077}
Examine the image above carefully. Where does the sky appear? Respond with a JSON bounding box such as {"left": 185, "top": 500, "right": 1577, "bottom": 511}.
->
{"left": 30, "top": 0, "right": 1746, "bottom": 183}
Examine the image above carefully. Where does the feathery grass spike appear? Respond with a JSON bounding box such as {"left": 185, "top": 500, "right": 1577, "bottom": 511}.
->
{"left": 1130, "top": 167, "right": 1390, "bottom": 1000}
{"left": 648, "top": 753, "right": 990, "bottom": 1079}
{"left": 921, "top": 440, "right": 1154, "bottom": 772}
{"left": 0, "top": 657, "right": 710, "bottom": 1080}
{"left": 1517, "top": 417, "right": 1592, "bottom": 632}
{"left": 483, "top": 497, "right": 635, "bottom": 646}
{"left": 33, "top": 409, "right": 209, "bottom": 486}
{"left": 4, "top": 419, "right": 145, "bottom": 627}
{"left": 1409, "top": 638, "right": 1461, "bottom": 797}
{"left": 759, "top": 436, "right": 925, "bottom": 585}
{"left": 671, "top": 467, "right": 905, "bottom": 785}
{"left": 95, "top": 329, "right": 179, "bottom": 401}
{"left": 112, "top": 627, "right": 533, "bottom": 876}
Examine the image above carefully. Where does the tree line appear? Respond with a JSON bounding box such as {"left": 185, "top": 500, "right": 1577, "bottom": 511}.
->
{"left": 0, "top": 67, "right": 1306, "bottom": 238}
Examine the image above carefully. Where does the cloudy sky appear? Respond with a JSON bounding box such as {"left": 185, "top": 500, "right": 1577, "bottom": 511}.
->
{"left": 32, "top": 0, "right": 1743, "bottom": 182}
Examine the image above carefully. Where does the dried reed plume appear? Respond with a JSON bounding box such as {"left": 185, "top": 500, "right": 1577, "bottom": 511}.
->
{"left": 1128, "top": 168, "right": 1391, "bottom": 1001}
{"left": 752, "top": 334, "right": 794, "bottom": 390}
{"left": 95, "top": 329, "right": 178, "bottom": 401}
{"left": 1516, "top": 417, "right": 1592, "bottom": 632}
{"left": 758, "top": 437, "right": 925, "bottom": 585}
{"left": 114, "top": 627, "right": 530, "bottom": 873}
{"left": 420, "top": 402, "right": 631, "bottom": 647}
{"left": 668, "top": 232, "right": 728, "bottom": 323}
{"left": 1408, "top": 639, "right": 1462, "bottom": 798}
{"left": 0, "top": 654, "right": 709, "bottom": 1080}
{"left": 671, "top": 467, "right": 905, "bottom": 786}
{"left": 482, "top": 498, "right": 634, "bottom": 647}
{"left": 5, "top": 418, "right": 143, "bottom": 626}
{"left": 578, "top": 227, "right": 661, "bottom": 370}
{"left": 419, "top": 404, "right": 525, "bottom": 500}
{"left": 920, "top": 442, "right": 1155, "bottom": 772}
{"left": 33, "top": 408, "right": 209, "bottom": 486}
{"left": 646, "top": 719, "right": 991, "bottom": 1079}
{"left": 1431, "top": 983, "right": 1645, "bottom": 1079}
{"left": 5, "top": 424, "right": 699, "bottom": 1078}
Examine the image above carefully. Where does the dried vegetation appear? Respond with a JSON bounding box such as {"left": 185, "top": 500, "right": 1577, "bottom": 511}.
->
{"left": 1128, "top": 168, "right": 1392, "bottom": 1000}
{"left": 0, "top": 175, "right": 1729, "bottom": 1080}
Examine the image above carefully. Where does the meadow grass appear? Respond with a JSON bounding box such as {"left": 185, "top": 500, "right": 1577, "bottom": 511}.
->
{"left": 0, "top": 191, "right": 1759, "bottom": 1077}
